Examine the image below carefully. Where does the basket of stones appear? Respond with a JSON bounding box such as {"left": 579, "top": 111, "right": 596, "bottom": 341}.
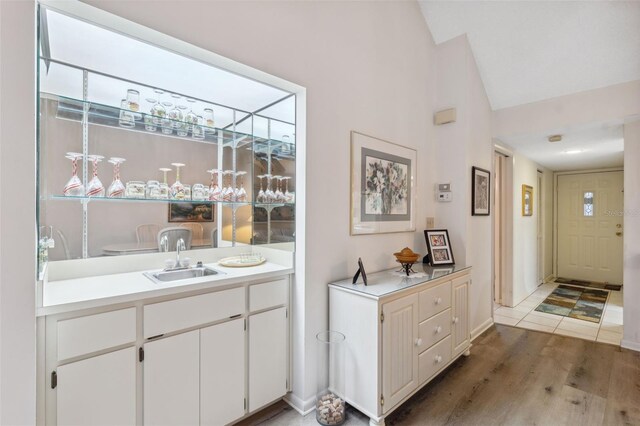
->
{"left": 316, "top": 392, "right": 345, "bottom": 425}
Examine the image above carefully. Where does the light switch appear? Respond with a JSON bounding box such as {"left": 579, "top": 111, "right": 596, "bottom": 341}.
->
{"left": 426, "top": 217, "right": 435, "bottom": 229}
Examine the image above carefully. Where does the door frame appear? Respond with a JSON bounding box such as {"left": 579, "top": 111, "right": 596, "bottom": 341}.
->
{"left": 552, "top": 167, "right": 624, "bottom": 279}
{"left": 493, "top": 143, "right": 514, "bottom": 307}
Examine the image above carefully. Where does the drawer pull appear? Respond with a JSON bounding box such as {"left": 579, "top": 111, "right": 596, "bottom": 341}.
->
{"left": 415, "top": 338, "right": 423, "bottom": 347}
{"left": 434, "top": 297, "right": 442, "bottom": 305}
{"left": 435, "top": 355, "right": 443, "bottom": 364}
{"left": 435, "top": 326, "right": 442, "bottom": 334}
{"left": 452, "top": 317, "right": 459, "bottom": 325}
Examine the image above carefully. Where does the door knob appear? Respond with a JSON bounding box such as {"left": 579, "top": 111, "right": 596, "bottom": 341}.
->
{"left": 435, "top": 355, "right": 443, "bottom": 363}
{"left": 415, "top": 338, "right": 423, "bottom": 347}
{"left": 435, "top": 326, "right": 442, "bottom": 334}
{"left": 616, "top": 232, "right": 623, "bottom": 237}
{"left": 616, "top": 224, "right": 622, "bottom": 228}
{"left": 435, "top": 297, "right": 442, "bottom": 305}
{"left": 453, "top": 317, "right": 459, "bottom": 324}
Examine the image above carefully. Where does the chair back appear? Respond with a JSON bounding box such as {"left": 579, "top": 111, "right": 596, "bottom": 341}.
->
{"left": 137, "top": 224, "right": 161, "bottom": 244}
{"left": 157, "top": 227, "right": 192, "bottom": 252}
{"left": 179, "top": 222, "right": 204, "bottom": 240}
{"left": 211, "top": 228, "right": 218, "bottom": 248}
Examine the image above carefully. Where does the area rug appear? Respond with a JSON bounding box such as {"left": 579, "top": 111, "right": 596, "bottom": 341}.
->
{"left": 554, "top": 277, "right": 622, "bottom": 291}
{"left": 535, "top": 284, "right": 609, "bottom": 323}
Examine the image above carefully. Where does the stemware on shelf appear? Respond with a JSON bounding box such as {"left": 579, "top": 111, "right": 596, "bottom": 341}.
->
{"left": 207, "top": 169, "right": 222, "bottom": 201}
{"left": 159, "top": 167, "right": 172, "bottom": 199}
{"left": 107, "top": 157, "right": 126, "bottom": 198}
{"left": 283, "top": 176, "right": 294, "bottom": 203}
{"left": 281, "top": 134, "right": 291, "bottom": 155}
{"left": 151, "top": 89, "right": 167, "bottom": 125}
{"left": 146, "top": 180, "right": 161, "bottom": 199}
{"left": 192, "top": 115, "right": 205, "bottom": 140}
{"left": 125, "top": 181, "right": 146, "bottom": 198}
{"left": 256, "top": 174, "right": 266, "bottom": 203}
{"left": 170, "top": 163, "right": 186, "bottom": 200}
{"left": 63, "top": 152, "right": 85, "bottom": 196}
{"left": 85, "top": 154, "right": 105, "bottom": 197}
{"left": 144, "top": 98, "right": 158, "bottom": 132}
{"left": 222, "top": 170, "right": 235, "bottom": 202}
{"left": 126, "top": 89, "right": 140, "bottom": 112}
{"left": 235, "top": 171, "right": 247, "bottom": 202}
{"left": 184, "top": 98, "right": 198, "bottom": 133}
{"left": 160, "top": 100, "right": 173, "bottom": 135}
{"left": 264, "top": 174, "right": 275, "bottom": 203}
{"left": 203, "top": 108, "right": 215, "bottom": 133}
{"left": 192, "top": 183, "right": 208, "bottom": 201}
{"left": 272, "top": 175, "right": 284, "bottom": 203}
{"left": 176, "top": 104, "right": 189, "bottom": 137}
{"left": 118, "top": 99, "right": 135, "bottom": 128}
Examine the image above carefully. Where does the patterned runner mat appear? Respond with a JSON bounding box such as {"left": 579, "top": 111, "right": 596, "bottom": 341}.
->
{"left": 535, "top": 284, "right": 609, "bottom": 323}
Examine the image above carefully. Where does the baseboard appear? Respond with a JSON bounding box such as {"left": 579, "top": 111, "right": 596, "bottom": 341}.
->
{"left": 544, "top": 274, "right": 555, "bottom": 283}
{"left": 621, "top": 339, "right": 640, "bottom": 353}
{"left": 471, "top": 317, "right": 494, "bottom": 341}
{"left": 283, "top": 392, "right": 315, "bottom": 416}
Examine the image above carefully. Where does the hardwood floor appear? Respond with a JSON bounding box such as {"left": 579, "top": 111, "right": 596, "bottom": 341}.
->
{"left": 238, "top": 325, "right": 640, "bottom": 425}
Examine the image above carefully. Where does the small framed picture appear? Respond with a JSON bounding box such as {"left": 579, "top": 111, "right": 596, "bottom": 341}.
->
{"left": 522, "top": 185, "right": 533, "bottom": 216}
{"left": 472, "top": 166, "right": 490, "bottom": 216}
{"left": 424, "top": 229, "right": 455, "bottom": 266}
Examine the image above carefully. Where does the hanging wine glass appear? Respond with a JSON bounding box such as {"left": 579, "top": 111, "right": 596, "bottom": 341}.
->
{"left": 256, "top": 174, "right": 266, "bottom": 203}
{"left": 282, "top": 176, "right": 294, "bottom": 203}
{"left": 235, "top": 171, "right": 248, "bottom": 202}
{"left": 86, "top": 155, "right": 105, "bottom": 197}
{"left": 273, "top": 175, "right": 284, "bottom": 202}
{"left": 222, "top": 170, "right": 235, "bottom": 202}
{"left": 170, "top": 163, "right": 186, "bottom": 200}
{"left": 177, "top": 104, "right": 189, "bottom": 137}
{"left": 63, "top": 152, "right": 85, "bottom": 196}
{"left": 160, "top": 99, "right": 173, "bottom": 135}
{"left": 264, "top": 174, "right": 275, "bottom": 203}
{"left": 159, "top": 167, "right": 172, "bottom": 199}
{"left": 118, "top": 98, "right": 135, "bottom": 128}
{"left": 192, "top": 115, "right": 205, "bottom": 140}
{"left": 151, "top": 89, "right": 167, "bottom": 125}
{"left": 144, "top": 98, "right": 158, "bottom": 132}
{"left": 203, "top": 108, "right": 216, "bottom": 134}
{"left": 207, "top": 169, "right": 222, "bottom": 201}
{"left": 184, "top": 98, "right": 198, "bottom": 134}
{"left": 107, "top": 157, "right": 126, "bottom": 198}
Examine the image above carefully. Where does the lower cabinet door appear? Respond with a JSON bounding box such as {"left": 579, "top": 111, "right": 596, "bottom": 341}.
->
{"left": 249, "top": 307, "right": 288, "bottom": 411}
{"left": 201, "top": 318, "right": 246, "bottom": 425}
{"left": 144, "top": 330, "right": 199, "bottom": 426}
{"left": 452, "top": 276, "right": 470, "bottom": 357}
{"left": 57, "top": 347, "right": 136, "bottom": 426}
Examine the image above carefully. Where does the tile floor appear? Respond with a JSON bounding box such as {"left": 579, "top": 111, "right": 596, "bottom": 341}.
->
{"left": 493, "top": 281, "right": 624, "bottom": 345}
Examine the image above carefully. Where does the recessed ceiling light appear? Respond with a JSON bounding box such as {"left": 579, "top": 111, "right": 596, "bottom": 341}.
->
{"left": 548, "top": 135, "right": 562, "bottom": 142}
{"left": 563, "top": 149, "right": 582, "bottom": 154}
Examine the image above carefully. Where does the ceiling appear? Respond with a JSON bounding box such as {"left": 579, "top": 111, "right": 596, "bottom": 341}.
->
{"left": 420, "top": 1, "right": 638, "bottom": 170}
{"left": 419, "top": 1, "right": 640, "bottom": 111}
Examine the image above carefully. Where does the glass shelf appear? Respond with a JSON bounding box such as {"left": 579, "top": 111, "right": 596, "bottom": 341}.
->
{"left": 49, "top": 194, "right": 294, "bottom": 209}
{"left": 49, "top": 94, "right": 256, "bottom": 148}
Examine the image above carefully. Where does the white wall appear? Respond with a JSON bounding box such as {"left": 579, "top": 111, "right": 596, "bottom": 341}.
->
{"left": 78, "top": 0, "right": 440, "bottom": 411}
{"left": 510, "top": 153, "right": 542, "bottom": 305}
{"left": 623, "top": 120, "right": 640, "bottom": 351}
{"left": 434, "top": 35, "right": 494, "bottom": 337}
{"left": 0, "top": 1, "right": 37, "bottom": 424}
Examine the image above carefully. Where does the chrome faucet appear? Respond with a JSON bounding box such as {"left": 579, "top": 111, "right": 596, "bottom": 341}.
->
{"left": 175, "top": 238, "right": 186, "bottom": 269}
{"left": 160, "top": 235, "right": 169, "bottom": 252}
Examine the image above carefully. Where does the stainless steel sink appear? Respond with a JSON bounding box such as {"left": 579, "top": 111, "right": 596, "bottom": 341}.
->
{"left": 143, "top": 266, "right": 224, "bottom": 284}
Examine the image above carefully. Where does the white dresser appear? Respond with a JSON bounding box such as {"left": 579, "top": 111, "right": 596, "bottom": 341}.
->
{"left": 329, "top": 265, "right": 471, "bottom": 426}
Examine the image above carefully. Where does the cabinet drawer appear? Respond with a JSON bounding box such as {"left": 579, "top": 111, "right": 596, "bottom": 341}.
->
{"left": 57, "top": 307, "right": 136, "bottom": 361}
{"left": 419, "top": 281, "right": 451, "bottom": 321}
{"left": 418, "top": 335, "right": 452, "bottom": 385}
{"left": 144, "top": 287, "right": 245, "bottom": 338}
{"left": 418, "top": 308, "right": 451, "bottom": 352}
{"left": 249, "top": 278, "right": 288, "bottom": 312}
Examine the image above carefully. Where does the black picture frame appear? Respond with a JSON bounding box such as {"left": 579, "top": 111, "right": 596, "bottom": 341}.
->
{"left": 168, "top": 202, "right": 214, "bottom": 222}
{"left": 472, "top": 166, "right": 491, "bottom": 216}
{"left": 352, "top": 257, "right": 368, "bottom": 285}
{"left": 424, "top": 229, "right": 455, "bottom": 266}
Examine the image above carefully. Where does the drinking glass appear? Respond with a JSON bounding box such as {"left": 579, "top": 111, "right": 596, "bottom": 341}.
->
{"left": 192, "top": 183, "right": 208, "bottom": 201}
{"left": 151, "top": 89, "right": 167, "bottom": 125}
{"left": 282, "top": 176, "right": 294, "bottom": 203}
{"left": 203, "top": 108, "right": 215, "bottom": 132}
{"left": 86, "top": 154, "right": 105, "bottom": 197}
{"left": 107, "top": 157, "right": 126, "bottom": 198}
{"left": 125, "top": 181, "right": 146, "bottom": 198}
{"left": 159, "top": 167, "right": 172, "bottom": 199}
{"left": 170, "top": 163, "right": 186, "bottom": 200}
{"left": 126, "top": 89, "right": 140, "bottom": 112}
{"left": 118, "top": 99, "right": 135, "bottom": 128}
{"left": 222, "top": 170, "right": 235, "bottom": 202}
{"left": 146, "top": 180, "right": 161, "bottom": 199}
{"left": 273, "top": 175, "right": 284, "bottom": 202}
{"left": 160, "top": 101, "right": 173, "bottom": 135}
{"left": 256, "top": 175, "right": 266, "bottom": 203}
{"left": 144, "top": 98, "right": 158, "bottom": 132}
{"left": 281, "top": 134, "right": 291, "bottom": 155}
{"left": 207, "top": 169, "right": 222, "bottom": 201}
{"left": 63, "top": 152, "right": 85, "bottom": 196}
{"left": 183, "top": 184, "right": 192, "bottom": 200}
{"left": 235, "top": 171, "right": 247, "bottom": 202}
{"left": 264, "top": 174, "right": 275, "bottom": 203}
{"left": 176, "top": 105, "right": 189, "bottom": 137}
{"left": 184, "top": 98, "right": 198, "bottom": 132}
{"left": 192, "top": 115, "right": 205, "bottom": 140}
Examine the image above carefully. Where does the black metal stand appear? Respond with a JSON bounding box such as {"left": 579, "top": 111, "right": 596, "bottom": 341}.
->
{"left": 396, "top": 261, "right": 417, "bottom": 276}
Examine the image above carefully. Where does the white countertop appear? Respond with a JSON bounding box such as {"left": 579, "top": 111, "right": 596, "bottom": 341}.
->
{"left": 39, "top": 261, "right": 293, "bottom": 316}
{"left": 329, "top": 263, "right": 470, "bottom": 299}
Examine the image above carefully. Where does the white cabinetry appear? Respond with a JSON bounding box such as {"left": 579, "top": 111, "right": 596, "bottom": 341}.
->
{"left": 57, "top": 347, "right": 136, "bottom": 426}
{"left": 329, "top": 266, "right": 471, "bottom": 426}
{"left": 43, "top": 275, "right": 290, "bottom": 426}
{"left": 144, "top": 331, "right": 200, "bottom": 426}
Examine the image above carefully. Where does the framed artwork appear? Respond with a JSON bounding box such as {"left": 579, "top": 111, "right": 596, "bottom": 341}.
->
{"left": 472, "top": 166, "right": 490, "bottom": 216}
{"left": 350, "top": 131, "right": 416, "bottom": 235}
{"left": 522, "top": 185, "right": 533, "bottom": 216}
{"left": 168, "top": 202, "right": 214, "bottom": 222}
{"left": 424, "top": 229, "right": 455, "bottom": 266}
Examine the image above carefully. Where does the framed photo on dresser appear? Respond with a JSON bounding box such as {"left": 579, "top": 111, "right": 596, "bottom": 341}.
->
{"left": 424, "top": 229, "right": 455, "bottom": 266}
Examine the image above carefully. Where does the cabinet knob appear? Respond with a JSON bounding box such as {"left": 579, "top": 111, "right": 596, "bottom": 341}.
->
{"left": 435, "top": 297, "right": 442, "bottom": 305}
{"left": 435, "top": 326, "right": 442, "bottom": 334}
{"left": 415, "top": 338, "right": 423, "bottom": 347}
{"left": 453, "top": 317, "right": 459, "bottom": 324}
{"left": 435, "top": 355, "right": 442, "bottom": 363}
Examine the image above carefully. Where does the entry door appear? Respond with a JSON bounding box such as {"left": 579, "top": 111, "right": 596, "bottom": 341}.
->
{"left": 557, "top": 171, "right": 623, "bottom": 284}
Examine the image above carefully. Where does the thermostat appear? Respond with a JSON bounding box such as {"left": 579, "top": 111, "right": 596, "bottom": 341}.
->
{"left": 436, "top": 183, "right": 452, "bottom": 202}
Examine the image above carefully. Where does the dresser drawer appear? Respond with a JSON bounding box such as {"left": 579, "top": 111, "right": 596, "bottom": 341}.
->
{"left": 418, "top": 335, "right": 452, "bottom": 385}
{"left": 144, "top": 287, "right": 245, "bottom": 338}
{"left": 57, "top": 307, "right": 136, "bottom": 361}
{"left": 249, "top": 278, "right": 288, "bottom": 312}
{"left": 418, "top": 308, "right": 451, "bottom": 352}
{"left": 419, "top": 281, "right": 451, "bottom": 321}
